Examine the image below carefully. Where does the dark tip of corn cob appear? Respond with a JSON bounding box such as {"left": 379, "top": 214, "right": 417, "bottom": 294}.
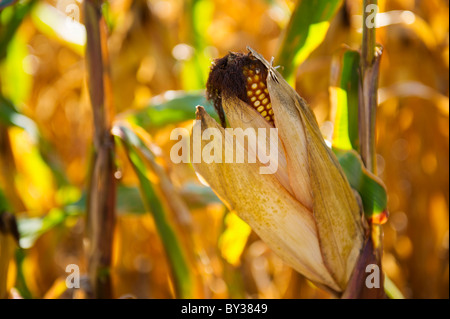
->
{"left": 206, "top": 52, "right": 273, "bottom": 127}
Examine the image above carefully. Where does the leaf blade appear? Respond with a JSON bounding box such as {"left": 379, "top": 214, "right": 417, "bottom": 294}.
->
{"left": 276, "top": 0, "right": 343, "bottom": 83}
{"left": 124, "top": 90, "right": 216, "bottom": 131}
{"left": 113, "top": 125, "right": 194, "bottom": 298}
{"left": 333, "top": 148, "right": 388, "bottom": 223}
{"left": 331, "top": 50, "right": 360, "bottom": 151}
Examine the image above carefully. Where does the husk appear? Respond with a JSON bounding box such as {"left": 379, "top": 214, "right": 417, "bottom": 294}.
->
{"left": 221, "top": 95, "right": 293, "bottom": 195}
{"left": 191, "top": 107, "right": 340, "bottom": 291}
{"left": 249, "top": 47, "right": 364, "bottom": 290}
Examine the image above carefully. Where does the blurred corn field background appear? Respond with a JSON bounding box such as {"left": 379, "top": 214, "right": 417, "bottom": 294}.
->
{"left": 0, "top": 0, "right": 448, "bottom": 299}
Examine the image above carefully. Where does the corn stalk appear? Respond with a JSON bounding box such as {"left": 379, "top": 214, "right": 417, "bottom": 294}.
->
{"left": 342, "top": 0, "right": 385, "bottom": 298}
{"left": 84, "top": 0, "right": 116, "bottom": 299}
{"left": 360, "top": 0, "right": 384, "bottom": 273}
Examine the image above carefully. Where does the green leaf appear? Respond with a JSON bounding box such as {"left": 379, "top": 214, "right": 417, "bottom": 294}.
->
{"left": 384, "top": 274, "right": 405, "bottom": 299}
{"left": 276, "top": 0, "right": 343, "bottom": 83}
{"left": 333, "top": 148, "right": 388, "bottom": 222}
{"left": 179, "top": 0, "right": 213, "bottom": 90}
{"left": 330, "top": 50, "right": 388, "bottom": 222}
{"left": 0, "top": 95, "right": 39, "bottom": 140}
{"left": 125, "top": 90, "right": 217, "bottom": 131}
{"left": 14, "top": 248, "right": 32, "bottom": 299}
{"left": 1, "top": 31, "right": 32, "bottom": 107}
{"left": 332, "top": 50, "right": 360, "bottom": 151}
{"left": 17, "top": 208, "right": 80, "bottom": 249}
{"left": 113, "top": 125, "right": 193, "bottom": 298}
{"left": 0, "top": 1, "right": 36, "bottom": 59}
{"left": 0, "top": 95, "right": 73, "bottom": 190}
{"left": 0, "top": 187, "right": 11, "bottom": 212}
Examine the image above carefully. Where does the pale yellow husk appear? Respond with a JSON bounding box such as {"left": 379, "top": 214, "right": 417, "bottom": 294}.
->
{"left": 192, "top": 47, "right": 364, "bottom": 293}
{"left": 192, "top": 107, "right": 340, "bottom": 291}
{"left": 249, "top": 47, "right": 364, "bottom": 290}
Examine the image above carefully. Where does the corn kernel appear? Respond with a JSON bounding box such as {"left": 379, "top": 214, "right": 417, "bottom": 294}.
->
{"left": 243, "top": 63, "right": 274, "bottom": 124}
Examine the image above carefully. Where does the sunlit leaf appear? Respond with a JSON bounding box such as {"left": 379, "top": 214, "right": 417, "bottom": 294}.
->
{"left": 43, "top": 277, "right": 69, "bottom": 299}
{"left": 330, "top": 49, "right": 387, "bottom": 223}
{"left": 276, "top": 0, "right": 343, "bottom": 83}
{"left": 0, "top": 96, "right": 39, "bottom": 141}
{"left": 1, "top": 31, "right": 32, "bottom": 108}
{"left": 124, "top": 90, "right": 216, "bottom": 130}
{"left": 30, "top": 2, "right": 85, "bottom": 56}
{"left": 384, "top": 274, "right": 405, "bottom": 299}
{"left": 333, "top": 148, "right": 388, "bottom": 223}
{"left": 17, "top": 208, "right": 70, "bottom": 249}
{"left": 218, "top": 211, "right": 251, "bottom": 266}
{"left": 179, "top": 0, "right": 214, "bottom": 90}
{"left": 356, "top": 10, "right": 440, "bottom": 51}
{"left": 0, "top": 97, "right": 70, "bottom": 192}
{"left": 101, "top": 0, "right": 114, "bottom": 31}
{"left": 113, "top": 124, "right": 194, "bottom": 298}
{"left": 9, "top": 127, "right": 55, "bottom": 211}
{"left": 0, "top": 0, "right": 36, "bottom": 60}
{"left": 331, "top": 50, "right": 360, "bottom": 151}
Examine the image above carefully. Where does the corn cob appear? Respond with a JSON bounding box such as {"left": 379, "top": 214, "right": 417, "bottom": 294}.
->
{"left": 243, "top": 64, "right": 274, "bottom": 125}
{"left": 206, "top": 52, "right": 275, "bottom": 127}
